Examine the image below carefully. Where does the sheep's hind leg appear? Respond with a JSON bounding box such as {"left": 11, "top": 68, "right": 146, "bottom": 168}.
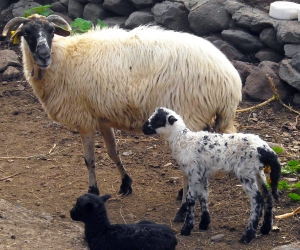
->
{"left": 174, "top": 174, "right": 188, "bottom": 222}
{"left": 99, "top": 127, "right": 132, "bottom": 195}
{"left": 239, "top": 179, "right": 264, "bottom": 244}
{"left": 80, "top": 131, "right": 99, "bottom": 195}
{"left": 198, "top": 178, "right": 210, "bottom": 230}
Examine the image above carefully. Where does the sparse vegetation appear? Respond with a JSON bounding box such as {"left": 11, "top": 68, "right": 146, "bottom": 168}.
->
{"left": 70, "top": 18, "right": 107, "bottom": 34}
{"left": 23, "top": 5, "right": 52, "bottom": 18}
{"left": 281, "top": 160, "right": 300, "bottom": 175}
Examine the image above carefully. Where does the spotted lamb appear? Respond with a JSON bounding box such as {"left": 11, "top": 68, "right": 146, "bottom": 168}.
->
{"left": 142, "top": 107, "right": 281, "bottom": 243}
{"left": 70, "top": 193, "right": 178, "bottom": 250}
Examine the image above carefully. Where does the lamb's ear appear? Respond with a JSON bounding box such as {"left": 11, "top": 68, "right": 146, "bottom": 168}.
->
{"left": 168, "top": 115, "right": 178, "bottom": 125}
{"left": 101, "top": 194, "right": 111, "bottom": 202}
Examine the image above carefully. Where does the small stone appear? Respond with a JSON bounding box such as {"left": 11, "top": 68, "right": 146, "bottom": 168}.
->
{"left": 11, "top": 235, "right": 16, "bottom": 239}
{"left": 211, "top": 234, "right": 225, "bottom": 242}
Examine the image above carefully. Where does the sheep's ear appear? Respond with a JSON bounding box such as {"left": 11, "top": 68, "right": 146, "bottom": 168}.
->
{"left": 53, "top": 24, "right": 71, "bottom": 37}
{"left": 101, "top": 194, "right": 111, "bottom": 202}
{"left": 168, "top": 115, "right": 177, "bottom": 125}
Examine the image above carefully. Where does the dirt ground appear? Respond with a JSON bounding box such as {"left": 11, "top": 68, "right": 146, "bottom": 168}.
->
{"left": 1, "top": 11, "right": 300, "bottom": 250}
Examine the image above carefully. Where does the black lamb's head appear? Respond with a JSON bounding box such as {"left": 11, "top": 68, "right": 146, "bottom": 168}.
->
{"left": 142, "top": 107, "right": 178, "bottom": 135}
{"left": 70, "top": 193, "right": 111, "bottom": 222}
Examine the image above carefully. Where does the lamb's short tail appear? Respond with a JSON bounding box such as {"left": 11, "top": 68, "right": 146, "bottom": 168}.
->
{"left": 257, "top": 146, "right": 281, "bottom": 200}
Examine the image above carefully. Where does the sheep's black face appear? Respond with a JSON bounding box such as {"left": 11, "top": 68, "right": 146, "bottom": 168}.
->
{"left": 142, "top": 108, "right": 178, "bottom": 135}
{"left": 21, "top": 19, "right": 55, "bottom": 69}
{"left": 70, "top": 193, "right": 111, "bottom": 222}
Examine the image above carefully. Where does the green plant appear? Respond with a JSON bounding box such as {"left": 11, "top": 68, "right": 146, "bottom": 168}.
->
{"left": 288, "top": 193, "right": 300, "bottom": 201}
{"left": 272, "top": 146, "right": 284, "bottom": 154}
{"left": 277, "top": 180, "right": 291, "bottom": 190}
{"left": 294, "top": 182, "right": 300, "bottom": 189}
{"left": 23, "top": 5, "right": 52, "bottom": 18}
{"left": 281, "top": 160, "right": 300, "bottom": 175}
{"left": 70, "top": 18, "right": 108, "bottom": 34}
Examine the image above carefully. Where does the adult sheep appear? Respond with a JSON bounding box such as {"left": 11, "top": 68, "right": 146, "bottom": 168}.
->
{"left": 2, "top": 14, "right": 242, "bottom": 196}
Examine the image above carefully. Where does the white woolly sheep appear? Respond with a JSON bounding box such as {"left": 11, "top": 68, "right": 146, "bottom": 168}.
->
{"left": 70, "top": 193, "right": 178, "bottom": 250}
{"left": 142, "top": 107, "right": 281, "bottom": 243}
{"left": 2, "top": 14, "right": 242, "bottom": 196}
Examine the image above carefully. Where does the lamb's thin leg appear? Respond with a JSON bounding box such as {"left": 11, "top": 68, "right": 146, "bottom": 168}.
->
{"left": 99, "top": 127, "right": 132, "bottom": 195}
{"left": 181, "top": 172, "right": 198, "bottom": 236}
{"left": 198, "top": 178, "right": 211, "bottom": 230}
{"left": 80, "top": 131, "right": 99, "bottom": 195}
{"left": 174, "top": 174, "right": 188, "bottom": 222}
{"left": 257, "top": 172, "right": 273, "bottom": 235}
{"left": 240, "top": 178, "right": 264, "bottom": 243}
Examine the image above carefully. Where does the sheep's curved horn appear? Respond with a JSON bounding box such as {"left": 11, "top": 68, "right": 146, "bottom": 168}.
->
{"left": 2, "top": 17, "right": 28, "bottom": 36}
{"left": 47, "top": 15, "right": 72, "bottom": 31}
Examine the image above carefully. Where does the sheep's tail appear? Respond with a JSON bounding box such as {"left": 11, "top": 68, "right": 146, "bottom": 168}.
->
{"left": 257, "top": 146, "right": 281, "bottom": 200}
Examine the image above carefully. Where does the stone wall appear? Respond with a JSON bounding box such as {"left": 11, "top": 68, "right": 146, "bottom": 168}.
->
{"left": 2, "top": 0, "right": 300, "bottom": 105}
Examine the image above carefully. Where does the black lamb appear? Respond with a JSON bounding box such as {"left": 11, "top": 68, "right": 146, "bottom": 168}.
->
{"left": 70, "top": 193, "right": 178, "bottom": 250}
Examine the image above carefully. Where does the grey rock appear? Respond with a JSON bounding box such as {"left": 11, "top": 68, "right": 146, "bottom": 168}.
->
{"left": 211, "top": 234, "right": 225, "bottom": 242}
{"left": 291, "top": 53, "right": 300, "bottom": 72}
{"left": 60, "top": 0, "right": 69, "bottom": 7}
{"left": 12, "top": 0, "right": 40, "bottom": 17}
{"left": 260, "top": 27, "right": 283, "bottom": 53}
{"left": 102, "top": 16, "right": 127, "bottom": 28}
{"left": 224, "top": 0, "right": 244, "bottom": 15}
{"left": 232, "top": 60, "right": 255, "bottom": 85}
{"left": 243, "top": 61, "right": 292, "bottom": 101}
{"left": 277, "top": 21, "right": 300, "bottom": 44}
{"left": 221, "top": 29, "right": 264, "bottom": 53}
{"left": 293, "top": 93, "right": 300, "bottom": 106}
{"left": 125, "top": 10, "right": 154, "bottom": 29}
{"left": 284, "top": 44, "right": 300, "bottom": 58}
{"left": 188, "top": 0, "right": 230, "bottom": 36}
{"left": 212, "top": 40, "right": 245, "bottom": 61}
{"left": 255, "top": 49, "right": 283, "bottom": 63}
{"left": 103, "top": 0, "right": 136, "bottom": 16}
{"left": 279, "top": 59, "right": 300, "bottom": 91}
{"left": 0, "top": 0, "right": 11, "bottom": 12}
{"left": 83, "top": 3, "right": 113, "bottom": 24}
{"left": 129, "top": 0, "right": 154, "bottom": 9}
{"left": 272, "top": 242, "right": 300, "bottom": 250}
{"left": 50, "top": 2, "right": 67, "bottom": 13}
{"left": 153, "top": 1, "right": 191, "bottom": 32}
{"left": 73, "top": 0, "right": 89, "bottom": 2}
{"left": 88, "top": 0, "right": 102, "bottom": 3}
{"left": 0, "top": 50, "right": 21, "bottom": 72}
{"left": 3, "top": 66, "right": 20, "bottom": 81}
{"left": 68, "top": 0, "right": 86, "bottom": 18}
{"left": 231, "top": 6, "right": 270, "bottom": 33}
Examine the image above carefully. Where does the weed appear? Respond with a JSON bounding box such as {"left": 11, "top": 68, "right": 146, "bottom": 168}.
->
{"left": 277, "top": 180, "right": 291, "bottom": 190}
{"left": 272, "top": 146, "right": 284, "bottom": 154}
{"left": 281, "top": 160, "right": 300, "bottom": 175}
{"left": 70, "top": 18, "right": 108, "bottom": 34}
{"left": 23, "top": 5, "right": 52, "bottom": 18}
{"left": 294, "top": 182, "right": 300, "bottom": 189}
{"left": 288, "top": 192, "right": 300, "bottom": 201}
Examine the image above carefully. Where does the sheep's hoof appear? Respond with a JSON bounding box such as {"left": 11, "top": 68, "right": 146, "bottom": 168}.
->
{"left": 119, "top": 174, "right": 132, "bottom": 195}
{"left": 88, "top": 186, "right": 100, "bottom": 195}
{"left": 260, "top": 223, "right": 271, "bottom": 235}
{"left": 199, "top": 211, "right": 210, "bottom": 230}
{"left": 199, "top": 221, "right": 209, "bottom": 230}
{"left": 176, "top": 188, "right": 183, "bottom": 201}
{"left": 180, "top": 224, "right": 193, "bottom": 236}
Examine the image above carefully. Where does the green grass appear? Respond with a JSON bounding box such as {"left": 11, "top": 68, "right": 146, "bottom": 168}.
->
{"left": 288, "top": 193, "right": 300, "bottom": 201}
{"left": 70, "top": 18, "right": 108, "bottom": 34}
{"left": 272, "top": 146, "right": 284, "bottom": 154}
{"left": 281, "top": 160, "right": 300, "bottom": 175}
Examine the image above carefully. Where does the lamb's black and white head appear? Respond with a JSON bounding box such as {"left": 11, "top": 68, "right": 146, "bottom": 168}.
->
{"left": 2, "top": 14, "right": 71, "bottom": 69}
{"left": 143, "top": 107, "right": 184, "bottom": 136}
{"left": 70, "top": 193, "right": 111, "bottom": 223}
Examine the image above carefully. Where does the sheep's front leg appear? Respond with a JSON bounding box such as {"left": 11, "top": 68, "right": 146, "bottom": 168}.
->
{"left": 174, "top": 174, "right": 188, "bottom": 222}
{"left": 99, "top": 127, "right": 132, "bottom": 195}
{"left": 80, "top": 131, "right": 99, "bottom": 195}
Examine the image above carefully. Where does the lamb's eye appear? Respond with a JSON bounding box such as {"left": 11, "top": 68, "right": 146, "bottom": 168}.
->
{"left": 156, "top": 120, "right": 164, "bottom": 125}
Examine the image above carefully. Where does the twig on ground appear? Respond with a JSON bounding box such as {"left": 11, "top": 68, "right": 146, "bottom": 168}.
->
{"left": 275, "top": 206, "right": 300, "bottom": 219}
{"left": 119, "top": 206, "right": 127, "bottom": 224}
{"left": 237, "top": 74, "right": 300, "bottom": 117}
{"left": 0, "top": 172, "right": 23, "bottom": 181}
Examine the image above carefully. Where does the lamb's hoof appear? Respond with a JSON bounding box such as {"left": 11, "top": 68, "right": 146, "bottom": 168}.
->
{"left": 173, "top": 213, "right": 185, "bottom": 222}
{"left": 88, "top": 186, "right": 100, "bottom": 195}
{"left": 176, "top": 188, "right": 183, "bottom": 201}
{"left": 119, "top": 174, "right": 132, "bottom": 195}
{"left": 199, "top": 211, "right": 210, "bottom": 230}
{"left": 239, "top": 231, "right": 255, "bottom": 244}
{"left": 260, "top": 223, "right": 271, "bottom": 235}
{"left": 199, "top": 221, "right": 209, "bottom": 230}
{"left": 180, "top": 224, "right": 193, "bottom": 236}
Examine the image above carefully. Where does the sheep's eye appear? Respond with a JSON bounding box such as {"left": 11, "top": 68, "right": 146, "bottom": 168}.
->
{"left": 156, "top": 120, "right": 164, "bottom": 125}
